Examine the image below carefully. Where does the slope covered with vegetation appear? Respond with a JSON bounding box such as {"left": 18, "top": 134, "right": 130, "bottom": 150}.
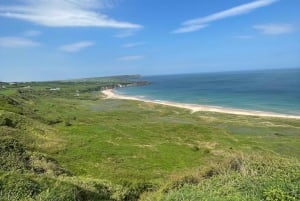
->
{"left": 0, "top": 76, "right": 299, "bottom": 200}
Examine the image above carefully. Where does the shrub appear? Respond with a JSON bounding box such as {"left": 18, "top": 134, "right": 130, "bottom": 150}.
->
{"left": 0, "top": 174, "right": 41, "bottom": 200}
{"left": 29, "top": 153, "right": 72, "bottom": 176}
{"left": 36, "top": 182, "right": 83, "bottom": 201}
{"left": 0, "top": 138, "right": 30, "bottom": 171}
{"left": 0, "top": 117, "right": 16, "bottom": 128}
{"left": 160, "top": 155, "right": 300, "bottom": 201}
{"left": 65, "top": 121, "right": 72, "bottom": 126}
{"left": 120, "top": 181, "right": 157, "bottom": 201}
{"left": 263, "top": 185, "right": 299, "bottom": 201}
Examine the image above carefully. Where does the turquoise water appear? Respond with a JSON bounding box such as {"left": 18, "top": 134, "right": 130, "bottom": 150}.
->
{"left": 116, "top": 69, "right": 300, "bottom": 115}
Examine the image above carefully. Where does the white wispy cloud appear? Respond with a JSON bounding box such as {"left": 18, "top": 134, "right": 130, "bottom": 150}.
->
{"left": 173, "top": 0, "right": 278, "bottom": 34}
{"left": 24, "top": 30, "right": 42, "bottom": 37}
{"left": 122, "top": 42, "right": 145, "bottom": 48}
{"left": 0, "top": 0, "right": 141, "bottom": 29}
{"left": 60, "top": 41, "right": 95, "bottom": 53}
{"left": 0, "top": 36, "right": 40, "bottom": 48}
{"left": 118, "top": 55, "right": 144, "bottom": 61}
{"left": 172, "top": 24, "right": 208, "bottom": 34}
{"left": 253, "top": 23, "right": 296, "bottom": 35}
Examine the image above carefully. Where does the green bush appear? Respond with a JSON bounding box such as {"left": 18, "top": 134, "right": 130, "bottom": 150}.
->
{"left": 36, "top": 182, "right": 83, "bottom": 201}
{"left": 0, "top": 138, "right": 30, "bottom": 171}
{"left": 120, "top": 181, "right": 157, "bottom": 201}
{"left": 0, "top": 95, "right": 21, "bottom": 112}
{"left": 263, "top": 185, "right": 299, "bottom": 201}
{"left": 0, "top": 112, "right": 32, "bottom": 129}
{"left": 29, "top": 153, "right": 72, "bottom": 176}
{"left": 0, "top": 117, "right": 16, "bottom": 128}
{"left": 0, "top": 174, "right": 41, "bottom": 200}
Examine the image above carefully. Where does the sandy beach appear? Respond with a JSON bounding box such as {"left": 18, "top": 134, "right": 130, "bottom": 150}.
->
{"left": 102, "top": 89, "right": 300, "bottom": 119}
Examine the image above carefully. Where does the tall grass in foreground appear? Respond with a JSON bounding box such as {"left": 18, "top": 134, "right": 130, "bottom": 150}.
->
{"left": 1, "top": 153, "right": 299, "bottom": 201}
{"left": 141, "top": 154, "right": 300, "bottom": 201}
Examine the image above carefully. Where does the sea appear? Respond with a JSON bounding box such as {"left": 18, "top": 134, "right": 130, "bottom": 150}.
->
{"left": 116, "top": 68, "right": 300, "bottom": 115}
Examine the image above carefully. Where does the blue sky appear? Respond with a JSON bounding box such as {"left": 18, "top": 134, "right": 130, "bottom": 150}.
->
{"left": 0, "top": 0, "right": 299, "bottom": 81}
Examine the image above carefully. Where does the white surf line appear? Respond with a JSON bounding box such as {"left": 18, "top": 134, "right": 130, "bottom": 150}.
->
{"left": 102, "top": 89, "right": 300, "bottom": 119}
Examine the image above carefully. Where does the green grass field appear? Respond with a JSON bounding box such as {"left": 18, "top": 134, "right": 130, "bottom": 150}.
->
{"left": 0, "top": 77, "right": 299, "bottom": 200}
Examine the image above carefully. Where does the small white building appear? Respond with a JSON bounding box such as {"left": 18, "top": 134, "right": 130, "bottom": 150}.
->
{"left": 49, "top": 88, "right": 61, "bottom": 91}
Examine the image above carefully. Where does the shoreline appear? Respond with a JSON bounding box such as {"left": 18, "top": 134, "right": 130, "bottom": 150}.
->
{"left": 102, "top": 89, "right": 300, "bottom": 119}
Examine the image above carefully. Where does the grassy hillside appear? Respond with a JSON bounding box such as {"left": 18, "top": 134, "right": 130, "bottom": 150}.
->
{"left": 0, "top": 77, "right": 299, "bottom": 200}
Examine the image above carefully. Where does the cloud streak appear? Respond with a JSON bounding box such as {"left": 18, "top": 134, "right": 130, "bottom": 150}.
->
{"left": 173, "top": 0, "right": 278, "bottom": 34}
{"left": 60, "top": 41, "right": 95, "bottom": 52}
{"left": 0, "top": 0, "right": 141, "bottom": 29}
{"left": 0, "top": 36, "right": 40, "bottom": 48}
{"left": 173, "top": 24, "right": 208, "bottom": 34}
{"left": 254, "top": 23, "right": 296, "bottom": 35}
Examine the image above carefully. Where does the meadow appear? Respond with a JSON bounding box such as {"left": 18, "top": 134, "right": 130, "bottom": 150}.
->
{"left": 0, "top": 76, "right": 299, "bottom": 201}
